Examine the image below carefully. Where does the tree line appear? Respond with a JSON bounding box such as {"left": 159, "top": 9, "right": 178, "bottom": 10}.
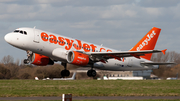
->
{"left": 151, "top": 51, "right": 180, "bottom": 79}
{"left": 0, "top": 55, "right": 94, "bottom": 79}
{"left": 0, "top": 51, "right": 180, "bottom": 79}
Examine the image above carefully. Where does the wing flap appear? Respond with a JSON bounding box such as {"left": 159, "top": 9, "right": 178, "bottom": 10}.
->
{"left": 87, "top": 50, "right": 162, "bottom": 61}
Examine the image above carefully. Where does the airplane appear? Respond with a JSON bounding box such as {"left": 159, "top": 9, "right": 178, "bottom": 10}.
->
{"left": 4, "top": 27, "right": 174, "bottom": 77}
{"left": 53, "top": 72, "right": 76, "bottom": 80}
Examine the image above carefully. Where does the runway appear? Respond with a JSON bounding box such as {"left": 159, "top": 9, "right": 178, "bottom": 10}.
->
{"left": 0, "top": 96, "right": 180, "bottom": 100}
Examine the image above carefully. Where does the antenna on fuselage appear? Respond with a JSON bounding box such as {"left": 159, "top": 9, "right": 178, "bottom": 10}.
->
{"left": 34, "top": 26, "right": 36, "bottom": 29}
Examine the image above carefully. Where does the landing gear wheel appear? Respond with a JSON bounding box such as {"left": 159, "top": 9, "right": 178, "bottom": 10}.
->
{"left": 65, "top": 70, "right": 70, "bottom": 76}
{"left": 23, "top": 59, "right": 29, "bottom": 64}
{"left": 87, "top": 70, "right": 92, "bottom": 77}
{"left": 87, "top": 70, "right": 96, "bottom": 77}
{"left": 91, "top": 70, "right": 96, "bottom": 77}
{"left": 61, "top": 69, "right": 70, "bottom": 77}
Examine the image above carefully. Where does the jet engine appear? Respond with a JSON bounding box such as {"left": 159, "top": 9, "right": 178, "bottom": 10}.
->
{"left": 24, "top": 53, "right": 54, "bottom": 66}
{"left": 67, "top": 51, "right": 89, "bottom": 66}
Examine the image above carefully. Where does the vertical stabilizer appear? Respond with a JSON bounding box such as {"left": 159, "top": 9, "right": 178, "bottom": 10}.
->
{"left": 130, "top": 27, "right": 161, "bottom": 60}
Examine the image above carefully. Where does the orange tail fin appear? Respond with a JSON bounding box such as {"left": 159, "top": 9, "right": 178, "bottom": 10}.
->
{"left": 130, "top": 27, "right": 161, "bottom": 60}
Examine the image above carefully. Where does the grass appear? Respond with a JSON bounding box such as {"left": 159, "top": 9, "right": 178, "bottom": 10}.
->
{"left": 2, "top": 99, "right": 179, "bottom": 101}
{"left": 0, "top": 80, "right": 180, "bottom": 97}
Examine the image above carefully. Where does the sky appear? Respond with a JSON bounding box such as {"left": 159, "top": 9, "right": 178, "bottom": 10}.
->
{"left": 0, "top": 0, "right": 180, "bottom": 61}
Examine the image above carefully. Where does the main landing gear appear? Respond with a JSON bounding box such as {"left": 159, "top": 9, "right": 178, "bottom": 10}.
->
{"left": 87, "top": 64, "right": 96, "bottom": 77}
{"left": 87, "top": 69, "right": 96, "bottom": 77}
{"left": 61, "top": 62, "right": 70, "bottom": 77}
{"left": 61, "top": 62, "right": 97, "bottom": 77}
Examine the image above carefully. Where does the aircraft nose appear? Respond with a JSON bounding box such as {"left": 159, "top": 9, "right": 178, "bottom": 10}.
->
{"left": 4, "top": 33, "right": 12, "bottom": 43}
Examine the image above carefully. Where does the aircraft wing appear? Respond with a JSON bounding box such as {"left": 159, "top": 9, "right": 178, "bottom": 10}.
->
{"left": 86, "top": 49, "right": 166, "bottom": 62}
{"left": 141, "top": 62, "right": 176, "bottom": 65}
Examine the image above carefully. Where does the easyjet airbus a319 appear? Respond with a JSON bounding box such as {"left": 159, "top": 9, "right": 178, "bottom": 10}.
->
{"left": 4, "top": 27, "right": 174, "bottom": 77}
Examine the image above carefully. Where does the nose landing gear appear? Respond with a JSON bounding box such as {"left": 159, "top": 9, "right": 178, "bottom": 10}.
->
{"left": 23, "top": 59, "right": 30, "bottom": 64}
{"left": 23, "top": 51, "right": 33, "bottom": 64}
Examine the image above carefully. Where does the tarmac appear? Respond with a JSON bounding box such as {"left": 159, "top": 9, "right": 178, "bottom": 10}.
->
{"left": 0, "top": 96, "right": 180, "bottom": 100}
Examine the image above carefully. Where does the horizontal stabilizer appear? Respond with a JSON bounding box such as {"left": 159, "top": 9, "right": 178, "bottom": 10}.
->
{"left": 141, "top": 62, "right": 176, "bottom": 65}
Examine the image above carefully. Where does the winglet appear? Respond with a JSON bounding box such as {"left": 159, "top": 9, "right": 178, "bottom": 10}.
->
{"left": 161, "top": 49, "right": 167, "bottom": 55}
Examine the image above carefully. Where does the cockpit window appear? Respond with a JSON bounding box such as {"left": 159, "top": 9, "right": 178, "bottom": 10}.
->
{"left": 14, "top": 30, "right": 27, "bottom": 35}
{"left": 14, "top": 30, "right": 19, "bottom": 32}
{"left": 24, "top": 31, "right": 27, "bottom": 35}
{"left": 20, "top": 31, "right": 23, "bottom": 34}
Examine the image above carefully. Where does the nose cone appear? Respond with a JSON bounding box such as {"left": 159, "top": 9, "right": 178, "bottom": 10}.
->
{"left": 4, "top": 33, "right": 12, "bottom": 43}
{"left": 4, "top": 33, "right": 26, "bottom": 49}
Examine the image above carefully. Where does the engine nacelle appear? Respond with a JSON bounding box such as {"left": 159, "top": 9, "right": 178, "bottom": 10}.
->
{"left": 31, "top": 53, "right": 54, "bottom": 66}
{"left": 67, "top": 51, "right": 89, "bottom": 66}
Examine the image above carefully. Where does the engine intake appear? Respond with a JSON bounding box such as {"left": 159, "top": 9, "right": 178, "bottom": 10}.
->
{"left": 67, "top": 51, "right": 89, "bottom": 66}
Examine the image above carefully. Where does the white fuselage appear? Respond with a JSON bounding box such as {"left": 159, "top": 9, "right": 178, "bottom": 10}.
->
{"left": 4, "top": 27, "right": 158, "bottom": 71}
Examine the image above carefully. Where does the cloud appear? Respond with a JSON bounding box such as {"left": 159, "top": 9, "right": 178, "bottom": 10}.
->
{"left": 0, "top": 0, "right": 180, "bottom": 60}
{"left": 138, "top": 0, "right": 180, "bottom": 7}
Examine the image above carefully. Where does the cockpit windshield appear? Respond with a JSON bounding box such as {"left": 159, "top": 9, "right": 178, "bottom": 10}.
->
{"left": 14, "top": 30, "right": 27, "bottom": 35}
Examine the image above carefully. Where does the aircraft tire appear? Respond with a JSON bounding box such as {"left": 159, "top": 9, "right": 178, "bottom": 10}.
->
{"left": 87, "top": 70, "right": 96, "bottom": 77}
{"left": 87, "top": 70, "right": 92, "bottom": 77}
{"left": 61, "top": 70, "right": 70, "bottom": 77}
{"left": 61, "top": 70, "right": 65, "bottom": 77}
{"left": 23, "top": 59, "right": 29, "bottom": 64}
{"left": 91, "top": 70, "right": 96, "bottom": 77}
{"left": 65, "top": 70, "right": 70, "bottom": 76}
